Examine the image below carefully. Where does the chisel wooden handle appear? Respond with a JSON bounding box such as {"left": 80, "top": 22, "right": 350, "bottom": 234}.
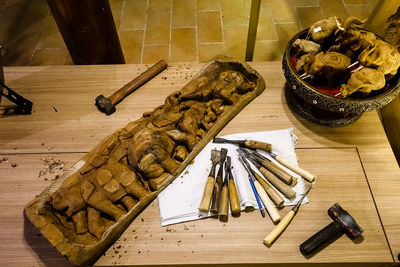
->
{"left": 252, "top": 171, "right": 284, "bottom": 207}
{"left": 228, "top": 179, "right": 241, "bottom": 215}
{"left": 244, "top": 140, "right": 272, "bottom": 152}
{"left": 254, "top": 180, "right": 281, "bottom": 223}
{"left": 218, "top": 184, "right": 229, "bottom": 221}
{"left": 275, "top": 155, "right": 316, "bottom": 182}
{"left": 264, "top": 210, "right": 295, "bottom": 247}
{"left": 199, "top": 176, "right": 215, "bottom": 212}
{"left": 262, "top": 160, "right": 293, "bottom": 184}
{"left": 210, "top": 174, "right": 223, "bottom": 213}
{"left": 259, "top": 167, "right": 296, "bottom": 199}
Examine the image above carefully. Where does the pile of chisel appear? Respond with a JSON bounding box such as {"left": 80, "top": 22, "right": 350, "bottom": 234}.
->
{"left": 198, "top": 148, "right": 241, "bottom": 221}
{"left": 198, "top": 137, "right": 316, "bottom": 230}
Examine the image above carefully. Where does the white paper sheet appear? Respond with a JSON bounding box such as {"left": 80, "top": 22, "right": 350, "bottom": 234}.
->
{"left": 158, "top": 128, "right": 309, "bottom": 226}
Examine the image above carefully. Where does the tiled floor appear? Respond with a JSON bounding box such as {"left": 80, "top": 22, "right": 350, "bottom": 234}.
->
{"left": 1, "top": 0, "right": 378, "bottom": 66}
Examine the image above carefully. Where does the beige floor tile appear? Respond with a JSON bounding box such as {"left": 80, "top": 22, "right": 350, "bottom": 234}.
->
{"left": 142, "top": 45, "right": 169, "bottom": 64}
{"left": 148, "top": 0, "right": 171, "bottom": 12}
{"left": 197, "top": 0, "right": 219, "bottom": 10}
{"left": 14, "top": 0, "right": 49, "bottom": 36}
{"left": 119, "top": 0, "right": 147, "bottom": 30}
{"left": 320, "top": 0, "right": 349, "bottom": 18}
{"left": 220, "top": 0, "right": 250, "bottom": 26}
{"left": 224, "top": 25, "right": 247, "bottom": 61}
{"left": 171, "top": 28, "right": 196, "bottom": 62}
{"left": 172, "top": 0, "right": 195, "bottom": 27}
{"left": 268, "top": 0, "right": 298, "bottom": 23}
{"left": 109, "top": 0, "right": 124, "bottom": 30}
{"left": 3, "top": 32, "right": 40, "bottom": 66}
{"left": 36, "top": 16, "right": 65, "bottom": 49}
{"left": 145, "top": 11, "right": 171, "bottom": 44}
{"left": 290, "top": 0, "right": 320, "bottom": 6}
{"left": 197, "top": 11, "right": 223, "bottom": 43}
{"left": 256, "top": 5, "right": 277, "bottom": 40}
{"left": 0, "top": 12, "right": 21, "bottom": 45}
{"left": 0, "top": 0, "right": 6, "bottom": 9}
{"left": 0, "top": 0, "right": 27, "bottom": 44}
{"left": 198, "top": 43, "right": 226, "bottom": 62}
{"left": 30, "top": 48, "right": 65, "bottom": 66}
{"left": 346, "top": 4, "right": 372, "bottom": 19}
{"left": 253, "top": 40, "right": 282, "bottom": 61}
{"left": 297, "top": 7, "right": 324, "bottom": 28}
{"left": 367, "top": 0, "right": 379, "bottom": 8}
{"left": 275, "top": 23, "right": 301, "bottom": 43}
{"left": 63, "top": 49, "right": 74, "bottom": 65}
{"left": 119, "top": 30, "right": 144, "bottom": 63}
{"left": 343, "top": 0, "right": 368, "bottom": 4}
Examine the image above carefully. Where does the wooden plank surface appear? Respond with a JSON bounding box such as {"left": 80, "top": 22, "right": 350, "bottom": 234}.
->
{"left": 0, "top": 62, "right": 399, "bottom": 265}
{"left": 0, "top": 149, "right": 391, "bottom": 266}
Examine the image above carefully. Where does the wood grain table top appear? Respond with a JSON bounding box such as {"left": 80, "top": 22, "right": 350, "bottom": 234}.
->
{"left": 0, "top": 62, "right": 399, "bottom": 266}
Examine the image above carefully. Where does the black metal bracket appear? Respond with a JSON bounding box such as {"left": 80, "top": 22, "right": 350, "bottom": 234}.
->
{"left": 0, "top": 81, "right": 33, "bottom": 114}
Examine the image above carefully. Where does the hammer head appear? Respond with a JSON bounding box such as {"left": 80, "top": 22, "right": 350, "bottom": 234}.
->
{"left": 328, "top": 203, "right": 363, "bottom": 239}
{"left": 95, "top": 95, "right": 116, "bottom": 115}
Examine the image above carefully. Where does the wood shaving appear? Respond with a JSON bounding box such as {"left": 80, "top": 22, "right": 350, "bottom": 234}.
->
{"left": 38, "top": 157, "right": 66, "bottom": 181}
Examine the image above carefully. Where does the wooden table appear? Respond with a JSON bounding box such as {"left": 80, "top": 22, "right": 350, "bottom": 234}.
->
{"left": 0, "top": 62, "right": 399, "bottom": 266}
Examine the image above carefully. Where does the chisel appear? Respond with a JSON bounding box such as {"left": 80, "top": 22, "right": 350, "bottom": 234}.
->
{"left": 264, "top": 184, "right": 313, "bottom": 247}
{"left": 218, "top": 157, "right": 231, "bottom": 221}
{"left": 239, "top": 149, "right": 296, "bottom": 199}
{"left": 210, "top": 148, "right": 227, "bottom": 213}
{"left": 267, "top": 151, "right": 316, "bottom": 182}
{"left": 238, "top": 156, "right": 265, "bottom": 218}
{"left": 250, "top": 168, "right": 284, "bottom": 207}
{"left": 250, "top": 151, "right": 294, "bottom": 184}
{"left": 213, "top": 137, "right": 272, "bottom": 152}
{"left": 226, "top": 157, "right": 241, "bottom": 216}
{"left": 239, "top": 155, "right": 281, "bottom": 223}
{"left": 199, "top": 149, "right": 221, "bottom": 212}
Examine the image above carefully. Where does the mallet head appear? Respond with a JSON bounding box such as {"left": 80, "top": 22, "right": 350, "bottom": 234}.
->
{"left": 95, "top": 95, "right": 116, "bottom": 115}
{"left": 328, "top": 203, "right": 363, "bottom": 239}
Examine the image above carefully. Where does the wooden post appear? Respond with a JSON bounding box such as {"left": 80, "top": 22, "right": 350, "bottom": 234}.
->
{"left": 47, "top": 0, "right": 125, "bottom": 65}
{"left": 0, "top": 45, "right": 4, "bottom": 103}
{"left": 245, "top": 0, "right": 261, "bottom": 62}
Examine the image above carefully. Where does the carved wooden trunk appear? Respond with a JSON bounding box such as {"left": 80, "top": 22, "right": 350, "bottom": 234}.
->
{"left": 24, "top": 60, "right": 265, "bottom": 266}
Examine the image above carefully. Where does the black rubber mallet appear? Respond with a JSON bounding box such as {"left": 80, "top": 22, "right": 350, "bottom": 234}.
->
{"left": 299, "top": 203, "right": 363, "bottom": 256}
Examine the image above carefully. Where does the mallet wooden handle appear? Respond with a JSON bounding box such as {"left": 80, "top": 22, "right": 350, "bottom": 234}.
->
{"left": 274, "top": 155, "right": 316, "bottom": 182}
{"left": 244, "top": 140, "right": 272, "bottom": 152}
{"left": 199, "top": 176, "right": 215, "bottom": 212}
{"left": 252, "top": 170, "right": 284, "bottom": 207}
{"left": 254, "top": 180, "right": 281, "bottom": 223}
{"left": 259, "top": 167, "right": 296, "bottom": 199}
{"left": 218, "top": 184, "right": 229, "bottom": 220}
{"left": 108, "top": 59, "right": 168, "bottom": 105}
{"left": 261, "top": 160, "right": 293, "bottom": 184}
{"left": 264, "top": 210, "right": 295, "bottom": 247}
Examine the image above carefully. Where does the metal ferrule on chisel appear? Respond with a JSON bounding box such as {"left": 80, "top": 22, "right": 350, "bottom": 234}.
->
{"left": 238, "top": 155, "right": 256, "bottom": 182}
{"left": 238, "top": 148, "right": 262, "bottom": 167}
{"left": 213, "top": 137, "right": 246, "bottom": 146}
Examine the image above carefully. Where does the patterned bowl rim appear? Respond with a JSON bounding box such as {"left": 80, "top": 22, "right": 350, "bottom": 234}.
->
{"left": 283, "top": 28, "right": 400, "bottom": 110}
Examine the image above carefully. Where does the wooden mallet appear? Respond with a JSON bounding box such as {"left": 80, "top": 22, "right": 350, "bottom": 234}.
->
{"left": 299, "top": 203, "right": 363, "bottom": 255}
{"left": 95, "top": 59, "right": 168, "bottom": 115}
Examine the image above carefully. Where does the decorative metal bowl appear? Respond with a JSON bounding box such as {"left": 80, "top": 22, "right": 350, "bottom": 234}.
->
{"left": 282, "top": 29, "right": 400, "bottom": 127}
